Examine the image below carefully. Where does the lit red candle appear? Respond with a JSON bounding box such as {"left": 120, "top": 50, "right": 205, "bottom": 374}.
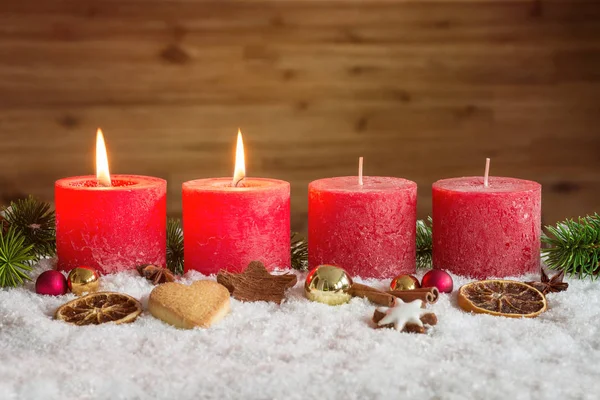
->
{"left": 55, "top": 129, "right": 166, "bottom": 274}
{"left": 432, "top": 159, "right": 541, "bottom": 278}
{"left": 309, "top": 158, "right": 417, "bottom": 278}
{"left": 183, "top": 130, "right": 290, "bottom": 274}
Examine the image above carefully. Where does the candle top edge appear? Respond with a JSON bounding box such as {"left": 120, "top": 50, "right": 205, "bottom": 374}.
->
{"left": 433, "top": 176, "right": 541, "bottom": 193}
{"left": 56, "top": 175, "right": 166, "bottom": 190}
{"left": 309, "top": 176, "right": 417, "bottom": 192}
{"left": 183, "top": 177, "right": 290, "bottom": 191}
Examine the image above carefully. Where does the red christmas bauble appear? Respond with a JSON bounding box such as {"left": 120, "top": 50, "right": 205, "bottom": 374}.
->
{"left": 422, "top": 269, "right": 453, "bottom": 293}
{"left": 35, "top": 270, "right": 68, "bottom": 296}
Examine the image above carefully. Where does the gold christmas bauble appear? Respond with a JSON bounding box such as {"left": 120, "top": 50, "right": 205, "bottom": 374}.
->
{"left": 390, "top": 274, "right": 420, "bottom": 291}
{"left": 67, "top": 267, "right": 100, "bottom": 296}
{"left": 304, "top": 265, "right": 353, "bottom": 306}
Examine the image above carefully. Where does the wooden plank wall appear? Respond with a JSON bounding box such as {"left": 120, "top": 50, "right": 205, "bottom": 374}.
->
{"left": 0, "top": 0, "right": 599, "bottom": 232}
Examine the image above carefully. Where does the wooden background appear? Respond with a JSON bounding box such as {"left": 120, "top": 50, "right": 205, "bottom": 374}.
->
{"left": 0, "top": 0, "right": 599, "bottom": 233}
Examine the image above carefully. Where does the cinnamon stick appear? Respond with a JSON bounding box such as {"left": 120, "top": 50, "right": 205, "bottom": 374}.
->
{"left": 387, "top": 287, "right": 439, "bottom": 304}
{"left": 349, "top": 283, "right": 395, "bottom": 306}
{"left": 349, "top": 283, "right": 439, "bottom": 305}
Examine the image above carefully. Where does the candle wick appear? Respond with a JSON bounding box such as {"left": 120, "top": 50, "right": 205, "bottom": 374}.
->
{"left": 358, "top": 157, "right": 364, "bottom": 186}
{"left": 232, "top": 177, "right": 244, "bottom": 187}
{"left": 484, "top": 158, "right": 491, "bottom": 187}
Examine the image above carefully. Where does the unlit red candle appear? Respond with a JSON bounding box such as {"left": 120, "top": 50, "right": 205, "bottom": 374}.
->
{"left": 308, "top": 176, "right": 417, "bottom": 279}
{"left": 432, "top": 176, "right": 541, "bottom": 279}
{"left": 55, "top": 175, "right": 167, "bottom": 274}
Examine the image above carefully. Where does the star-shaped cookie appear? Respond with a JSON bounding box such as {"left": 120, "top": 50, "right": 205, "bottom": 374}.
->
{"left": 217, "top": 261, "right": 297, "bottom": 304}
{"left": 373, "top": 298, "right": 437, "bottom": 334}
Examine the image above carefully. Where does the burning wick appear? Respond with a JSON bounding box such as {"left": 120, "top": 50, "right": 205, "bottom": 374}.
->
{"left": 96, "top": 128, "right": 112, "bottom": 187}
{"left": 484, "top": 158, "right": 491, "bottom": 188}
{"left": 232, "top": 129, "right": 246, "bottom": 187}
{"left": 358, "top": 157, "right": 364, "bottom": 186}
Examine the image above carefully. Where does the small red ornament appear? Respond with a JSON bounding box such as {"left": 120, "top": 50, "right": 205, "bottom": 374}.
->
{"left": 422, "top": 269, "right": 453, "bottom": 293}
{"left": 35, "top": 270, "right": 68, "bottom": 296}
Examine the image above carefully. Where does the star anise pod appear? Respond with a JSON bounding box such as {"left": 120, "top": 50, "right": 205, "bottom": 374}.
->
{"left": 526, "top": 269, "right": 568, "bottom": 295}
{"left": 137, "top": 264, "right": 175, "bottom": 285}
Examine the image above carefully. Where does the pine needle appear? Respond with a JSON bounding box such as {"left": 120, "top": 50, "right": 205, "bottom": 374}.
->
{"left": 0, "top": 226, "right": 36, "bottom": 287}
{"left": 166, "top": 218, "right": 184, "bottom": 275}
{"left": 291, "top": 232, "right": 308, "bottom": 271}
{"left": 542, "top": 213, "right": 600, "bottom": 279}
{"left": 416, "top": 217, "right": 433, "bottom": 269}
{"left": 3, "top": 196, "right": 56, "bottom": 260}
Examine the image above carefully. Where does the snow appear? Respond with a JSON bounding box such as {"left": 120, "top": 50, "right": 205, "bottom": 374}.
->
{"left": 1, "top": 259, "right": 600, "bottom": 400}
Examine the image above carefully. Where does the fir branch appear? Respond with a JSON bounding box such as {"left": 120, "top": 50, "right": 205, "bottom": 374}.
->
{"left": 542, "top": 213, "right": 600, "bottom": 279}
{"left": 166, "top": 218, "right": 184, "bottom": 275}
{"left": 291, "top": 232, "right": 308, "bottom": 271}
{"left": 416, "top": 217, "right": 433, "bottom": 269}
{"left": 2, "top": 196, "right": 56, "bottom": 260}
{"left": 0, "top": 226, "right": 36, "bottom": 287}
{"left": 0, "top": 214, "right": 7, "bottom": 233}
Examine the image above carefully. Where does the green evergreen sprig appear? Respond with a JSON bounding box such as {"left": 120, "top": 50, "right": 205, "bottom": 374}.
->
{"left": 291, "top": 232, "right": 308, "bottom": 271}
{"left": 0, "top": 226, "right": 36, "bottom": 287}
{"left": 416, "top": 217, "right": 433, "bottom": 269}
{"left": 166, "top": 218, "right": 184, "bottom": 275}
{"left": 542, "top": 213, "right": 600, "bottom": 279}
{"left": 3, "top": 196, "right": 56, "bottom": 260}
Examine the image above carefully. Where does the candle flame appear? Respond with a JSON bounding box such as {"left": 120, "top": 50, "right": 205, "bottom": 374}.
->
{"left": 96, "top": 128, "right": 112, "bottom": 187}
{"left": 232, "top": 129, "right": 245, "bottom": 187}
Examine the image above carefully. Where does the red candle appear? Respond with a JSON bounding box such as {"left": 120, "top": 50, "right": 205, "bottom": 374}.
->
{"left": 432, "top": 175, "right": 541, "bottom": 279}
{"left": 308, "top": 171, "right": 417, "bottom": 279}
{"left": 55, "top": 130, "right": 166, "bottom": 274}
{"left": 183, "top": 131, "right": 290, "bottom": 274}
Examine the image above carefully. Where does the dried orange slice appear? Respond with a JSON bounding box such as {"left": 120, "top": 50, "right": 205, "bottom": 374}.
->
{"left": 458, "top": 280, "right": 547, "bottom": 318}
{"left": 55, "top": 292, "right": 142, "bottom": 325}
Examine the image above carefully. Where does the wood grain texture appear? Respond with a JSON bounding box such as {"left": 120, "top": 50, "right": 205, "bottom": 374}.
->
{"left": 0, "top": 0, "right": 599, "bottom": 232}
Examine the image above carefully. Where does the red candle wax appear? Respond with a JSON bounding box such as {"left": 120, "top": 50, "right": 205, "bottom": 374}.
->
{"left": 55, "top": 175, "right": 166, "bottom": 274}
{"left": 182, "top": 178, "right": 290, "bottom": 274}
{"left": 432, "top": 176, "right": 541, "bottom": 279}
{"left": 308, "top": 176, "right": 417, "bottom": 279}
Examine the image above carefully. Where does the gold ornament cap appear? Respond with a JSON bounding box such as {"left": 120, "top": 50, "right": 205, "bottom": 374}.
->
{"left": 67, "top": 266, "right": 100, "bottom": 296}
{"left": 390, "top": 274, "right": 420, "bottom": 291}
{"left": 304, "top": 265, "right": 353, "bottom": 306}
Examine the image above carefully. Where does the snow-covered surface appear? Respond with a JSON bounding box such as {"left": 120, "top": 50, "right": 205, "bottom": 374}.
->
{"left": 1, "top": 259, "right": 599, "bottom": 400}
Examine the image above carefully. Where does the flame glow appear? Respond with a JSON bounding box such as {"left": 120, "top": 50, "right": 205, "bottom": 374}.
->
{"left": 232, "top": 129, "right": 246, "bottom": 187}
{"left": 96, "top": 128, "right": 112, "bottom": 187}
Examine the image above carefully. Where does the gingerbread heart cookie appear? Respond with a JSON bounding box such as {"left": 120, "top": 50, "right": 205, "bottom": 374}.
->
{"left": 148, "top": 280, "right": 230, "bottom": 329}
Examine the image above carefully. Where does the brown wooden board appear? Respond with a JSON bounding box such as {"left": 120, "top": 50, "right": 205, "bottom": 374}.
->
{"left": 0, "top": 0, "right": 599, "bottom": 232}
